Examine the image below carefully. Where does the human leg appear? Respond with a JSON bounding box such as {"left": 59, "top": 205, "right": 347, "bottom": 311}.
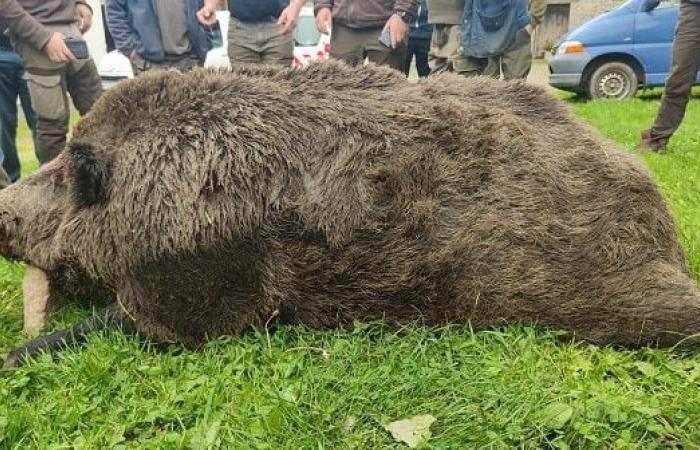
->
{"left": 228, "top": 17, "right": 265, "bottom": 67}
{"left": 413, "top": 38, "right": 431, "bottom": 77}
{"left": 260, "top": 20, "right": 294, "bottom": 67}
{"left": 23, "top": 70, "right": 69, "bottom": 164}
{"left": 18, "top": 63, "right": 37, "bottom": 164}
{"left": 13, "top": 26, "right": 72, "bottom": 164}
{"left": 329, "top": 22, "right": 365, "bottom": 66}
{"left": 0, "top": 56, "right": 21, "bottom": 181}
{"left": 483, "top": 57, "right": 502, "bottom": 78}
{"left": 428, "top": 24, "right": 454, "bottom": 74}
{"left": 66, "top": 57, "right": 103, "bottom": 116}
{"left": 643, "top": 2, "right": 700, "bottom": 148}
{"left": 500, "top": 28, "right": 533, "bottom": 80}
{"left": 405, "top": 38, "right": 417, "bottom": 76}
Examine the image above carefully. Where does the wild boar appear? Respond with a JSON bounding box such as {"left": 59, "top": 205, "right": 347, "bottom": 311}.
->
{"left": 1, "top": 62, "right": 699, "bottom": 367}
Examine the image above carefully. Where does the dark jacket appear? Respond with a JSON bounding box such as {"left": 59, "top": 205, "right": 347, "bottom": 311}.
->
{"left": 106, "top": 0, "right": 210, "bottom": 63}
{"left": 229, "top": 0, "right": 287, "bottom": 22}
{"left": 314, "top": 0, "right": 418, "bottom": 29}
{"left": 409, "top": 0, "right": 432, "bottom": 41}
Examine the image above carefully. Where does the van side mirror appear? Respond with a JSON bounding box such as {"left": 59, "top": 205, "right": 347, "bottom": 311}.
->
{"left": 643, "top": 0, "right": 660, "bottom": 12}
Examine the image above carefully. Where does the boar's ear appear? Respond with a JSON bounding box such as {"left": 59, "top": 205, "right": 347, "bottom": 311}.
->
{"left": 67, "top": 140, "right": 112, "bottom": 208}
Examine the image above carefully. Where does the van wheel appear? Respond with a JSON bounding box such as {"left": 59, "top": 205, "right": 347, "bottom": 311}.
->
{"left": 586, "top": 62, "right": 639, "bottom": 99}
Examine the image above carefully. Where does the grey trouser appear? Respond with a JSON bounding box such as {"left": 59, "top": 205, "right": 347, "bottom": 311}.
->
{"left": 228, "top": 16, "right": 294, "bottom": 67}
{"left": 429, "top": 23, "right": 487, "bottom": 77}
{"left": 651, "top": 0, "right": 700, "bottom": 141}
{"left": 12, "top": 24, "right": 102, "bottom": 165}
{"left": 484, "top": 28, "right": 532, "bottom": 80}
{"left": 330, "top": 22, "right": 406, "bottom": 72}
{"left": 130, "top": 53, "right": 201, "bottom": 76}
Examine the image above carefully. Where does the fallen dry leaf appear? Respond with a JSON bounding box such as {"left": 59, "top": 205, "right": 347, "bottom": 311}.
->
{"left": 384, "top": 414, "right": 436, "bottom": 448}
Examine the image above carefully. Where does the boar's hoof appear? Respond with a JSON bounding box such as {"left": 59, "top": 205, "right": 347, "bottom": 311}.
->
{"left": 2, "top": 352, "right": 22, "bottom": 369}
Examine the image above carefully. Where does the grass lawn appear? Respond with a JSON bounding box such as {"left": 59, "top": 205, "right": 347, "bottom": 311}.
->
{"left": 1, "top": 91, "right": 699, "bottom": 449}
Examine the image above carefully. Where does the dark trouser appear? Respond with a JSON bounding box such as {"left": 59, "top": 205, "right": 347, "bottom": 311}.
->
{"left": 227, "top": 16, "right": 294, "bottom": 67}
{"left": 130, "top": 52, "right": 201, "bottom": 76}
{"left": 484, "top": 28, "right": 533, "bottom": 80}
{"left": 0, "top": 49, "right": 36, "bottom": 182}
{"left": 12, "top": 24, "right": 102, "bottom": 165}
{"left": 651, "top": 0, "right": 700, "bottom": 141}
{"left": 330, "top": 22, "right": 406, "bottom": 72}
{"left": 405, "top": 37, "right": 431, "bottom": 77}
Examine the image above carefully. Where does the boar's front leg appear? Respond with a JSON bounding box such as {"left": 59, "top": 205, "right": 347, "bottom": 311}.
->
{"left": 3, "top": 303, "right": 137, "bottom": 369}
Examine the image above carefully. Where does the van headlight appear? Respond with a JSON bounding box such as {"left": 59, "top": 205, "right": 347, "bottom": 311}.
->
{"left": 557, "top": 41, "right": 587, "bottom": 55}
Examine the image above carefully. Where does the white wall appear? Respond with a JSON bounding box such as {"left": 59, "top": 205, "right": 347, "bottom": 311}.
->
{"left": 83, "top": 0, "right": 107, "bottom": 64}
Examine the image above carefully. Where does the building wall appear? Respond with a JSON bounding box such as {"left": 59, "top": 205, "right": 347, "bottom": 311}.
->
{"left": 533, "top": 3, "right": 571, "bottom": 56}
{"left": 567, "top": 0, "right": 625, "bottom": 30}
{"left": 534, "top": 0, "right": 625, "bottom": 56}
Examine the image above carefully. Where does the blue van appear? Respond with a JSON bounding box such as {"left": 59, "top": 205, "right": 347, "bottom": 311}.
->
{"left": 548, "top": 0, "right": 700, "bottom": 99}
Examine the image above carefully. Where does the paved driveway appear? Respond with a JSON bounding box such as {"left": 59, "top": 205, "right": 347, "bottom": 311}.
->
{"left": 527, "top": 59, "right": 550, "bottom": 88}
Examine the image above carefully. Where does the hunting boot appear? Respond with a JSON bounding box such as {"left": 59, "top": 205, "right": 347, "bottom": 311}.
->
{"left": 639, "top": 129, "right": 668, "bottom": 153}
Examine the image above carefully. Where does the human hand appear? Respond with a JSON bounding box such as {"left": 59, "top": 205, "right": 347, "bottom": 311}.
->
{"left": 525, "top": 24, "right": 534, "bottom": 36}
{"left": 196, "top": 0, "right": 219, "bottom": 27}
{"left": 278, "top": 2, "right": 303, "bottom": 35}
{"left": 75, "top": 3, "right": 93, "bottom": 33}
{"left": 316, "top": 7, "right": 332, "bottom": 35}
{"left": 43, "top": 32, "right": 75, "bottom": 63}
{"left": 385, "top": 14, "right": 407, "bottom": 48}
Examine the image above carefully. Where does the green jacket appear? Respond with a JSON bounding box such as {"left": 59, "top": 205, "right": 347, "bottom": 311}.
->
{"left": 529, "top": 0, "right": 546, "bottom": 26}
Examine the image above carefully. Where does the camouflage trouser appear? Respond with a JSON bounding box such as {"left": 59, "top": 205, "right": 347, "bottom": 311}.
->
{"left": 428, "top": 23, "right": 487, "bottom": 77}
{"left": 12, "top": 24, "right": 102, "bottom": 165}
{"left": 129, "top": 53, "right": 201, "bottom": 76}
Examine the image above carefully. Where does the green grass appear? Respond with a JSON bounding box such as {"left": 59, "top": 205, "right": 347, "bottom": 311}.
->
{"left": 1, "top": 94, "right": 700, "bottom": 448}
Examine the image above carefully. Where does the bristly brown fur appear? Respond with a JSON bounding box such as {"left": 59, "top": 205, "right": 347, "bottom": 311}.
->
{"left": 1, "top": 61, "right": 698, "bottom": 350}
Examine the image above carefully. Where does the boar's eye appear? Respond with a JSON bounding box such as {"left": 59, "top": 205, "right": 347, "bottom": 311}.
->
{"left": 67, "top": 140, "right": 112, "bottom": 208}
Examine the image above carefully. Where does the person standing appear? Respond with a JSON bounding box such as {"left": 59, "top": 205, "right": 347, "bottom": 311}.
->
{"left": 484, "top": 0, "right": 545, "bottom": 80}
{"left": 0, "top": 32, "right": 36, "bottom": 182}
{"left": 107, "top": 0, "right": 211, "bottom": 75}
{"left": 425, "top": 0, "right": 469, "bottom": 75}
{"left": 405, "top": 0, "right": 432, "bottom": 77}
{"left": 640, "top": 0, "right": 700, "bottom": 152}
{"left": 0, "top": 0, "right": 102, "bottom": 166}
{"left": 455, "top": 0, "right": 530, "bottom": 77}
{"left": 197, "top": 0, "right": 305, "bottom": 67}
{"left": 314, "top": 0, "right": 418, "bottom": 72}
